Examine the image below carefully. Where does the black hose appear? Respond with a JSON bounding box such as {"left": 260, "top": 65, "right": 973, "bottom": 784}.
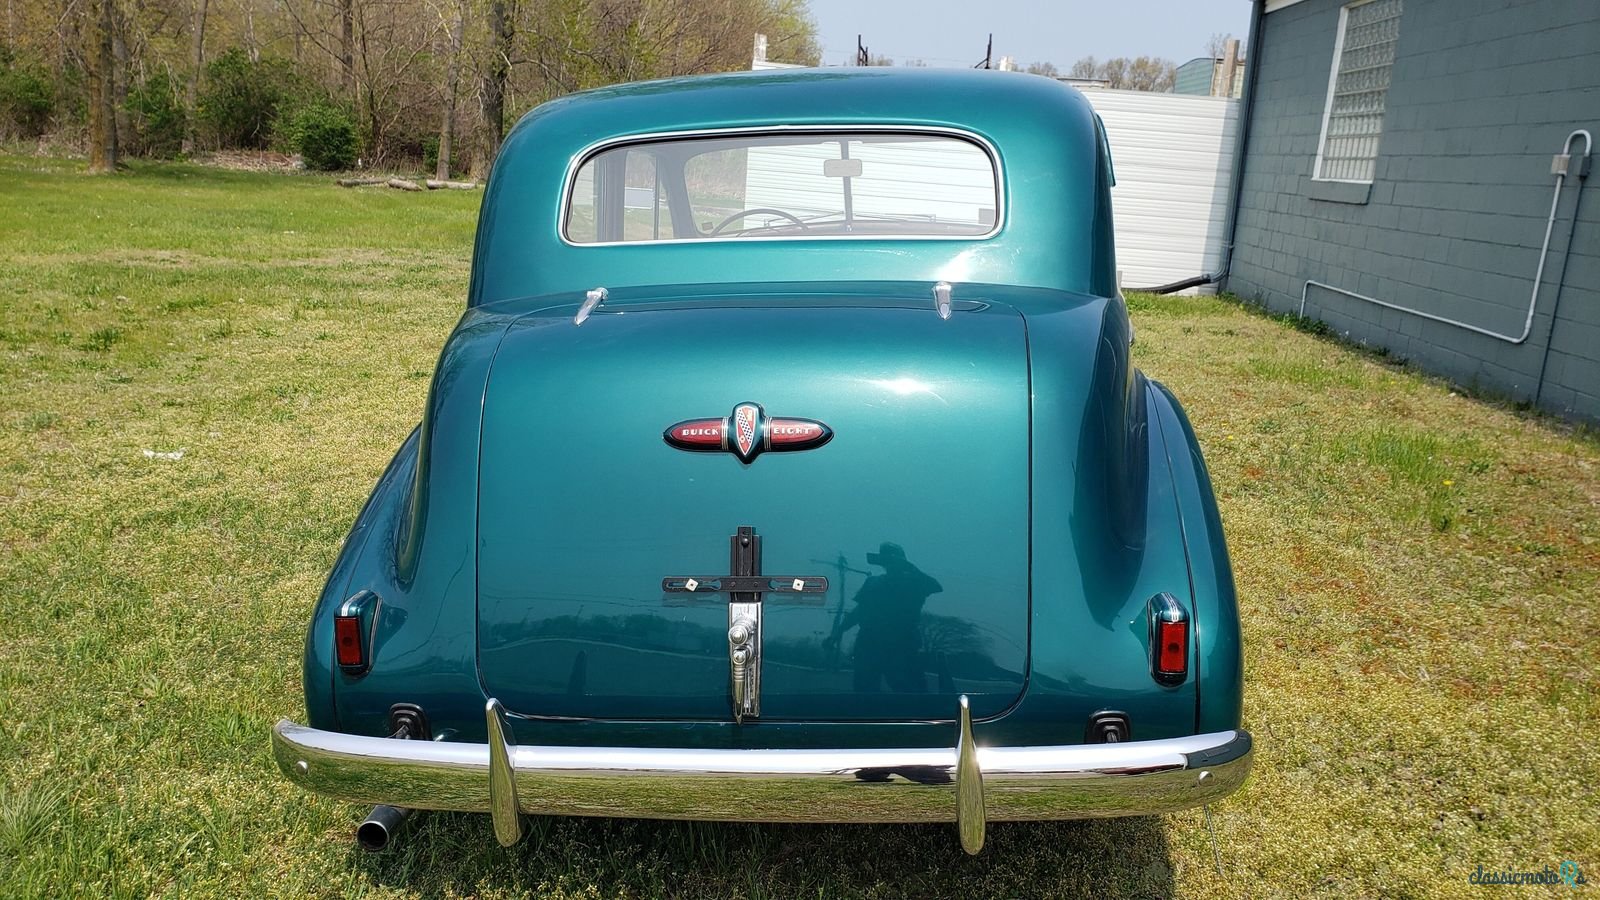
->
{"left": 1127, "top": 273, "right": 1217, "bottom": 295}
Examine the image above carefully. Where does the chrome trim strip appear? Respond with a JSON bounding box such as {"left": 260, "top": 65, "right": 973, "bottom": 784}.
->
{"left": 954, "top": 695, "right": 985, "bottom": 854}
{"left": 557, "top": 125, "right": 1006, "bottom": 248}
{"left": 485, "top": 699, "right": 522, "bottom": 846}
{"left": 573, "top": 286, "right": 607, "bottom": 326}
{"left": 274, "top": 711, "right": 1252, "bottom": 837}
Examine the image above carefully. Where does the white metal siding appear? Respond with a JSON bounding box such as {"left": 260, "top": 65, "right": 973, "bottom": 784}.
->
{"left": 1081, "top": 89, "right": 1240, "bottom": 294}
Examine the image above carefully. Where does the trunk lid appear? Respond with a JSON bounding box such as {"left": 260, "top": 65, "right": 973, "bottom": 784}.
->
{"left": 475, "top": 293, "right": 1030, "bottom": 721}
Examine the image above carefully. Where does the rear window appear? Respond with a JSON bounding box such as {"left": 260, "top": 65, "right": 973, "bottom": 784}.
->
{"left": 565, "top": 131, "right": 1001, "bottom": 244}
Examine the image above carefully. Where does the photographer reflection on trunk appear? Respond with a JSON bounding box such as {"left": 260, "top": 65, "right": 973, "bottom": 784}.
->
{"left": 824, "top": 542, "right": 943, "bottom": 692}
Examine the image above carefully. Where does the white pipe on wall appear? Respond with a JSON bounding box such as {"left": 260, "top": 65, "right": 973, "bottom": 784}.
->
{"left": 1299, "top": 129, "right": 1593, "bottom": 345}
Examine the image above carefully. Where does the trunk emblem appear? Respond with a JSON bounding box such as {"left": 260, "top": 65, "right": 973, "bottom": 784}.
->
{"left": 664, "top": 402, "right": 832, "bottom": 463}
{"left": 733, "top": 404, "right": 759, "bottom": 459}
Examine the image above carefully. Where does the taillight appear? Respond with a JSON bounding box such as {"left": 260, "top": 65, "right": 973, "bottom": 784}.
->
{"left": 1148, "top": 592, "right": 1190, "bottom": 685}
{"left": 334, "top": 615, "right": 365, "bottom": 670}
{"left": 1156, "top": 619, "right": 1188, "bottom": 679}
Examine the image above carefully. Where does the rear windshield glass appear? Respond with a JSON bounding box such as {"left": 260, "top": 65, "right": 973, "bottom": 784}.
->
{"left": 565, "top": 132, "right": 1000, "bottom": 243}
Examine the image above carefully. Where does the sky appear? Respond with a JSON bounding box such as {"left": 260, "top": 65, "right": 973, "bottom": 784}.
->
{"left": 805, "top": 0, "right": 1253, "bottom": 70}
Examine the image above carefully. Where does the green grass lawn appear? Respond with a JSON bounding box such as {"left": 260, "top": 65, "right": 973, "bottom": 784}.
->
{"left": 1, "top": 157, "right": 1596, "bottom": 898}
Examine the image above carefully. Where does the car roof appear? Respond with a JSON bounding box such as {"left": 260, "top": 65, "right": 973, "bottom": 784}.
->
{"left": 511, "top": 67, "right": 1093, "bottom": 139}
{"left": 471, "top": 68, "right": 1112, "bottom": 305}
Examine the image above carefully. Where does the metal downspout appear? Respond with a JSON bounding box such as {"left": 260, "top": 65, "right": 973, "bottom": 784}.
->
{"left": 1135, "top": 0, "right": 1262, "bottom": 296}
{"left": 1216, "top": 0, "right": 1266, "bottom": 291}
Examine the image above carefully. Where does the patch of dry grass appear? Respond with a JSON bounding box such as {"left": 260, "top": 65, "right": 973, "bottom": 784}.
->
{"left": 0, "top": 158, "right": 1595, "bottom": 898}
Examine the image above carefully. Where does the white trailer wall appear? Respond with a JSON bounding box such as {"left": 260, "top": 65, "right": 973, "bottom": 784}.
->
{"left": 1081, "top": 89, "right": 1239, "bottom": 294}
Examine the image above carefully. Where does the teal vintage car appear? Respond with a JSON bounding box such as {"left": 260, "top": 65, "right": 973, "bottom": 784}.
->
{"left": 271, "top": 66, "right": 1250, "bottom": 855}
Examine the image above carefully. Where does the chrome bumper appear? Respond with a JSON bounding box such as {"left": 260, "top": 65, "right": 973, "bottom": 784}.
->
{"left": 273, "top": 696, "right": 1251, "bottom": 854}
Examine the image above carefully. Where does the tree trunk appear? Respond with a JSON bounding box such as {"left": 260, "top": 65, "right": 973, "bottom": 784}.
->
{"left": 476, "top": 0, "right": 512, "bottom": 179}
{"left": 242, "top": 0, "right": 258, "bottom": 61}
{"left": 86, "top": 0, "right": 118, "bottom": 172}
{"left": 340, "top": 0, "right": 354, "bottom": 93}
{"left": 435, "top": 0, "right": 465, "bottom": 181}
{"left": 111, "top": 0, "right": 129, "bottom": 151}
{"left": 181, "top": 0, "right": 209, "bottom": 155}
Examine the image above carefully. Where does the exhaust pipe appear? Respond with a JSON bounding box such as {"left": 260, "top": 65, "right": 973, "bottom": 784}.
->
{"left": 356, "top": 804, "right": 416, "bottom": 852}
{"left": 354, "top": 705, "right": 434, "bottom": 851}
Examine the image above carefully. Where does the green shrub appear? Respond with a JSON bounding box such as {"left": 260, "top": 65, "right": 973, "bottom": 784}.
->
{"left": 287, "top": 101, "right": 358, "bottom": 171}
{"left": 0, "top": 48, "right": 53, "bottom": 139}
{"left": 125, "top": 72, "right": 186, "bottom": 157}
{"left": 196, "top": 48, "right": 301, "bottom": 149}
{"left": 422, "top": 134, "right": 439, "bottom": 174}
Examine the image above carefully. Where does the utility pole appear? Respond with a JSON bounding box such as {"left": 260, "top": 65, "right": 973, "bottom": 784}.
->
{"left": 813, "top": 553, "right": 870, "bottom": 667}
{"left": 974, "top": 33, "right": 992, "bottom": 69}
{"left": 856, "top": 34, "right": 868, "bottom": 67}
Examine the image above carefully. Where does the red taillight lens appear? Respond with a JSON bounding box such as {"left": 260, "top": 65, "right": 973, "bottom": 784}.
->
{"left": 1156, "top": 619, "right": 1188, "bottom": 677}
{"left": 334, "top": 615, "right": 365, "bottom": 668}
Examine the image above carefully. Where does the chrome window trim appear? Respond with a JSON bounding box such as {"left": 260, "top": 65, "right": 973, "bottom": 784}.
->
{"left": 557, "top": 125, "right": 1007, "bottom": 248}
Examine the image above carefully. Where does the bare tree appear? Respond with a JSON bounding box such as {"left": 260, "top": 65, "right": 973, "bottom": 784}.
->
{"left": 1066, "top": 54, "right": 1175, "bottom": 91}
{"left": 1125, "top": 55, "right": 1175, "bottom": 91}
{"left": 181, "top": 0, "right": 209, "bottom": 154}
{"left": 474, "top": 0, "right": 513, "bottom": 177}
{"left": 86, "top": 0, "right": 119, "bottom": 171}
{"left": 1099, "top": 57, "right": 1126, "bottom": 87}
{"left": 340, "top": 0, "right": 354, "bottom": 90}
{"left": 434, "top": 0, "right": 464, "bottom": 180}
{"left": 1204, "top": 32, "right": 1233, "bottom": 60}
{"left": 1024, "top": 60, "right": 1057, "bottom": 78}
{"left": 10, "top": 0, "right": 823, "bottom": 167}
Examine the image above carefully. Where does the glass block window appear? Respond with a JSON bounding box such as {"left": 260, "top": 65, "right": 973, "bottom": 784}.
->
{"left": 1314, "top": 0, "right": 1403, "bottom": 182}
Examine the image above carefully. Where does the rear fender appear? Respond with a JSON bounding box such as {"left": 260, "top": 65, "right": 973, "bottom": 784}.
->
{"left": 302, "top": 427, "right": 418, "bottom": 730}
{"left": 1147, "top": 381, "right": 1244, "bottom": 733}
{"left": 1003, "top": 296, "right": 1202, "bottom": 743}
{"left": 303, "top": 307, "right": 511, "bottom": 738}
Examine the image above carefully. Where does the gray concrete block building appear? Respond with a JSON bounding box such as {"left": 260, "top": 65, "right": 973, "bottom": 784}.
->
{"left": 1223, "top": 0, "right": 1599, "bottom": 423}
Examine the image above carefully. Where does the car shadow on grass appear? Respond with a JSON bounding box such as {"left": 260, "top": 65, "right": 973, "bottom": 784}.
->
{"left": 353, "top": 813, "right": 1175, "bottom": 898}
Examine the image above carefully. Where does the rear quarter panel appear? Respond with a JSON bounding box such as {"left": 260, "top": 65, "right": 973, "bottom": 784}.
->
{"left": 996, "top": 294, "right": 1206, "bottom": 744}
{"left": 1148, "top": 381, "right": 1245, "bottom": 733}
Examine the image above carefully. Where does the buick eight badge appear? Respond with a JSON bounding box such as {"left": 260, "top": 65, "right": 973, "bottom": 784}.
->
{"left": 664, "top": 402, "right": 832, "bottom": 462}
{"left": 271, "top": 67, "right": 1251, "bottom": 857}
